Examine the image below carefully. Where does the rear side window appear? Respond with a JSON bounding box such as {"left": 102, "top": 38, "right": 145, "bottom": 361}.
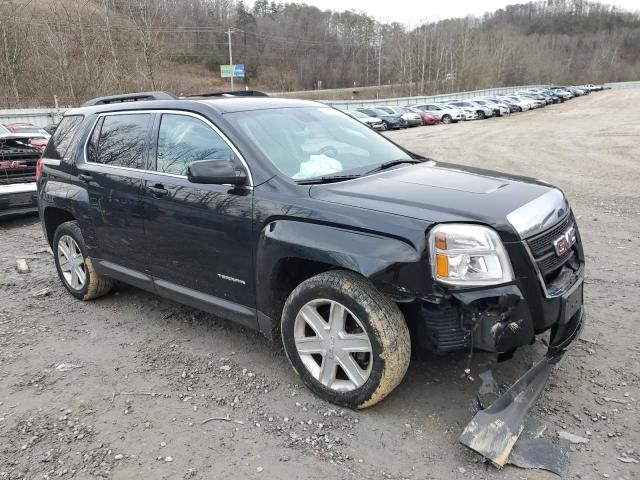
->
{"left": 43, "top": 115, "right": 84, "bottom": 161}
{"left": 155, "top": 114, "right": 234, "bottom": 176}
{"left": 87, "top": 114, "right": 151, "bottom": 169}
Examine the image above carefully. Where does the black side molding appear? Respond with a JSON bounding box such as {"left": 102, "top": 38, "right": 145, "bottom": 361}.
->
{"left": 81, "top": 91, "right": 177, "bottom": 107}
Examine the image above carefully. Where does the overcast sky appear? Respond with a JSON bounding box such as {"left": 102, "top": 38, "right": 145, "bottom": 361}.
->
{"left": 265, "top": 0, "right": 640, "bottom": 26}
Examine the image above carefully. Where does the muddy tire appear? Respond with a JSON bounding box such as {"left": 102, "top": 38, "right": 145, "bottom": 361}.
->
{"left": 281, "top": 270, "right": 411, "bottom": 409}
{"left": 53, "top": 221, "right": 113, "bottom": 301}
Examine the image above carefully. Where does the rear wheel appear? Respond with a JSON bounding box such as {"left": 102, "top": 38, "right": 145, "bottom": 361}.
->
{"left": 477, "top": 110, "right": 486, "bottom": 119}
{"left": 441, "top": 114, "right": 452, "bottom": 124}
{"left": 53, "top": 221, "right": 113, "bottom": 301}
{"left": 281, "top": 270, "right": 411, "bottom": 409}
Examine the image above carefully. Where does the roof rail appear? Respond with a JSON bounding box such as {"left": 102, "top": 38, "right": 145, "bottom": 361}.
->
{"left": 186, "top": 90, "right": 269, "bottom": 99}
{"left": 81, "top": 91, "right": 177, "bottom": 107}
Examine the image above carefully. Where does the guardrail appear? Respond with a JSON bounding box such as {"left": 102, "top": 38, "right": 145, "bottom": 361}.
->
{"left": 1, "top": 81, "right": 637, "bottom": 126}
{"left": 0, "top": 107, "right": 65, "bottom": 128}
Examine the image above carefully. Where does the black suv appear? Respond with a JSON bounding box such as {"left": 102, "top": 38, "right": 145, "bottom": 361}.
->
{"left": 37, "top": 91, "right": 585, "bottom": 410}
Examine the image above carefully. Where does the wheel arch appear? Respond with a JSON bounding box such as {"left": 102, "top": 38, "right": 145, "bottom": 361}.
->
{"left": 43, "top": 207, "right": 76, "bottom": 246}
{"left": 255, "top": 219, "right": 427, "bottom": 338}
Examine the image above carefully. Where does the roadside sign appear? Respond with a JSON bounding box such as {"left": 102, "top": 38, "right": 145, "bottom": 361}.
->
{"left": 220, "top": 64, "right": 245, "bottom": 78}
{"left": 220, "top": 65, "right": 233, "bottom": 78}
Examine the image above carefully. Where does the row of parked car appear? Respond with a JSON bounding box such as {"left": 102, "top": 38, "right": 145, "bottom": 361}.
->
{"left": 344, "top": 84, "right": 605, "bottom": 130}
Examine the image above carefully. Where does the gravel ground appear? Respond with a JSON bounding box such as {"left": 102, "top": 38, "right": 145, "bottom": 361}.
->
{"left": 1, "top": 89, "right": 639, "bottom": 480}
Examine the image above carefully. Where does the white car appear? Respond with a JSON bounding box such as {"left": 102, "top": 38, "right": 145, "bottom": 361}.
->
{"left": 473, "top": 99, "right": 509, "bottom": 117}
{"left": 410, "top": 103, "right": 462, "bottom": 124}
{"left": 345, "top": 110, "right": 386, "bottom": 131}
{"left": 550, "top": 88, "right": 573, "bottom": 100}
{"left": 443, "top": 103, "right": 478, "bottom": 121}
{"left": 502, "top": 95, "right": 536, "bottom": 111}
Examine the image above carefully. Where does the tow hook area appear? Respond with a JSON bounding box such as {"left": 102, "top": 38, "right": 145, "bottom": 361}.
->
{"left": 459, "top": 308, "right": 585, "bottom": 468}
{"left": 451, "top": 285, "right": 534, "bottom": 355}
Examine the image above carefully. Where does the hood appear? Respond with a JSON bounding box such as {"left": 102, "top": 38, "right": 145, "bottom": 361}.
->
{"left": 309, "top": 162, "right": 566, "bottom": 241}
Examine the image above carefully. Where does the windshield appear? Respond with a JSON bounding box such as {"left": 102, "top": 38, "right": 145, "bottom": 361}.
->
{"left": 349, "top": 111, "right": 367, "bottom": 118}
{"left": 226, "top": 107, "right": 411, "bottom": 181}
{"left": 0, "top": 124, "right": 9, "bottom": 135}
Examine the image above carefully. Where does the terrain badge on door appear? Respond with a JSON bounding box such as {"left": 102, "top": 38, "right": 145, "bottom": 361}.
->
{"left": 217, "top": 274, "right": 246, "bottom": 285}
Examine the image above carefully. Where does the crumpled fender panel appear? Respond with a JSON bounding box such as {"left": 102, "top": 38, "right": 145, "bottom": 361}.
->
{"left": 255, "top": 219, "right": 429, "bottom": 318}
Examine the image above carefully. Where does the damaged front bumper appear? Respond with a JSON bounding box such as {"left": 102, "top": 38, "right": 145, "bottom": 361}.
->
{"left": 405, "top": 256, "right": 584, "bottom": 359}
{"left": 459, "top": 305, "right": 585, "bottom": 467}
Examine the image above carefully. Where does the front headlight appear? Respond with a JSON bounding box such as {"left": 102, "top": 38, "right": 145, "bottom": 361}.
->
{"left": 429, "top": 224, "right": 514, "bottom": 287}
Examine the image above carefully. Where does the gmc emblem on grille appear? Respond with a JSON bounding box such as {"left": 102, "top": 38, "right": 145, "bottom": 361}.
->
{"left": 553, "top": 226, "right": 576, "bottom": 256}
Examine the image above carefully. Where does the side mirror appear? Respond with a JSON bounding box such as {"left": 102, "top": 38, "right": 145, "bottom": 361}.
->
{"left": 187, "top": 159, "right": 248, "bottom": 186}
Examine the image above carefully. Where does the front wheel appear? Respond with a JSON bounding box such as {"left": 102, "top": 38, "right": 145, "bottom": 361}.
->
{"left": 477, "top": 110, "right": 486, "bottom": 119}
{"left": 281, "top": 270, "right": 411, "bottom": 409}
{"left": 441, "top": 114, "right": 452, "bottom": 124}
{"left": 53, "top": 221, "right": 113, "bottom": 301}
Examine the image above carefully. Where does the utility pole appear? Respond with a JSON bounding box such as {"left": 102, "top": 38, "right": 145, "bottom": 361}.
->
{"left": 227, "top": 27, "right": 234, "bottom": 91}
{"left": 377, "top": 35, "right": 383, "bottom": 88}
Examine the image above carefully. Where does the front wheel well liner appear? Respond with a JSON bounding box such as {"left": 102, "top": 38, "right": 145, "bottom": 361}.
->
{"left": 267, "top": 258, "right": 341, "bottom": 338}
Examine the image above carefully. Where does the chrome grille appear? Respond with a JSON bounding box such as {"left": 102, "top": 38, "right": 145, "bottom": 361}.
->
{"left": 527, "top": 213, "right": 574, "bottom": 256}
{"left": 526, "top": 213, "right": 576, "bottom": 277}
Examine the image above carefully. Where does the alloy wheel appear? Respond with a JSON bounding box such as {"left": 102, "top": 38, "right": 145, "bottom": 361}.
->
{"left": 57, "top": 235, "right": 87, "bottom": 290}
{"left": 294, "top": 299, "right": 373, "bottom": 392}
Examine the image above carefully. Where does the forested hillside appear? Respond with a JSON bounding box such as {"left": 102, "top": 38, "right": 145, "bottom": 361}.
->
{"left": 1, "top": 0, "right": 638, "bottom": 107}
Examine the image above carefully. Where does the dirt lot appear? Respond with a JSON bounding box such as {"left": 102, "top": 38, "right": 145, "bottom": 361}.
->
{"left": 1, "top": 89, "right": 639, "bottom": 480}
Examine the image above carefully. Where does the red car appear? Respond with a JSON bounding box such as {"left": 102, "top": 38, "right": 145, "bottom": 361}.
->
{"left": 2, "top": 123, "right": 50, "bottom": 151}
{"left": 406, "top": 107, "right": 440, "bottom": 126}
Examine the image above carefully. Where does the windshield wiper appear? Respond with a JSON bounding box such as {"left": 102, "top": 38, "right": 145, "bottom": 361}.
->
{"left": 296, "top": 174, "right": 363, "bottom": 185}
{"left": 366, "top": 159, "right": 422, "bottom": 175}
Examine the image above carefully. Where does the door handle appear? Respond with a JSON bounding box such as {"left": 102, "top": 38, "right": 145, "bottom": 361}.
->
{"left": 148, "top": 184, "right": 169, "bottom": 197}
{"left": 78, "top": 173, "right": 93, "bottom": 183}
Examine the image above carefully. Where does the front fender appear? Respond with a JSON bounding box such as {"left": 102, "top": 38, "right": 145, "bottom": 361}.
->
{"left": 256, "top": 219, "right": 430, "bottom": 316}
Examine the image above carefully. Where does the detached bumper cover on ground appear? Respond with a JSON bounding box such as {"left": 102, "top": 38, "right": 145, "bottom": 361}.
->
{"left": 460, "top": 305, "right": 586, "bottom": 467}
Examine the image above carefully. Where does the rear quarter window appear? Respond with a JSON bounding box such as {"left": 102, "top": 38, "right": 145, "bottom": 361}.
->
{"left": 42, "top": 115, "right": 84, "bottom": 161}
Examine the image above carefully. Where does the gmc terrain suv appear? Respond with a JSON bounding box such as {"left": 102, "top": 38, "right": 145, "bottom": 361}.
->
{"left": 37, "top": 91, "right": 585, "bottom": 410}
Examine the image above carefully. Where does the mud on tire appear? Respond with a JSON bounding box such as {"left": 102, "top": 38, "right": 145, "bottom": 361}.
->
{"left": 53, "top": 221, "right": 113, "bottom": 301}
{"left": 281, "top": 270, "right": 411, "bottom": 409}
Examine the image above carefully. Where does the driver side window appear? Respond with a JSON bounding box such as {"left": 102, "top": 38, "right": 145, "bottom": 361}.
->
{"left": 156, "top": 114, "right": 234, "bottom": 176}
